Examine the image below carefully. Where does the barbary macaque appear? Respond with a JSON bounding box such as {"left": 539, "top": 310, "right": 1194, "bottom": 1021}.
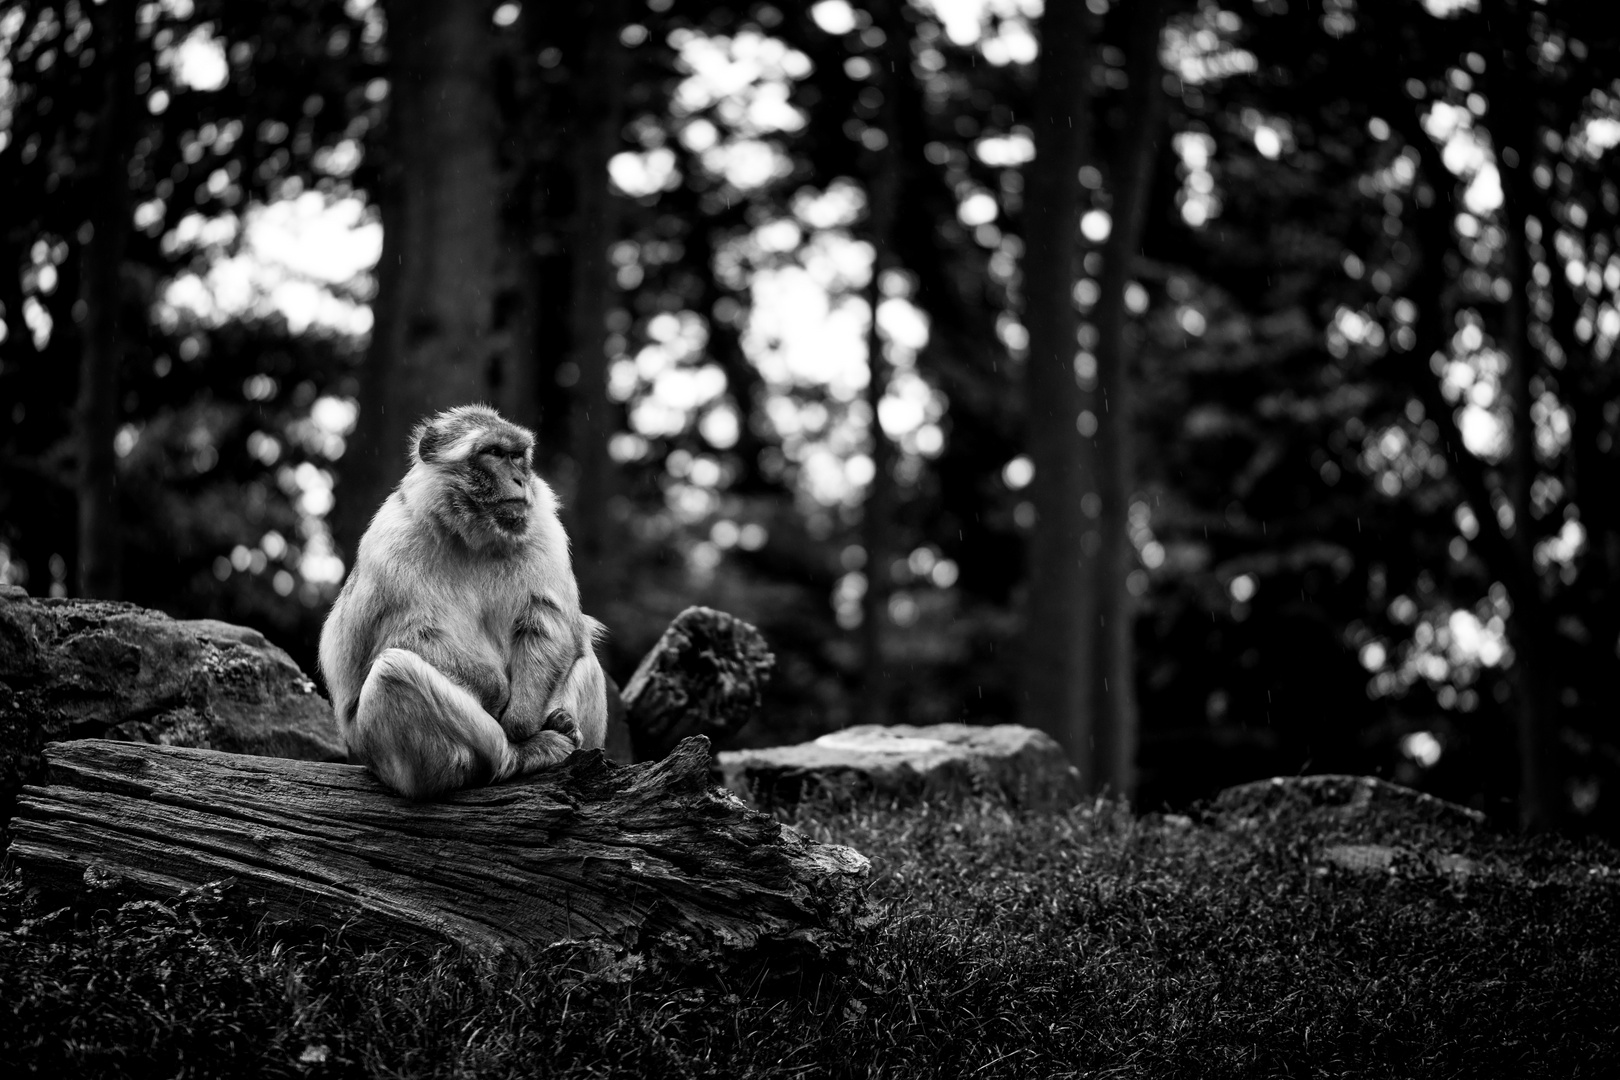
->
{"left": 319, "top": 404, "right": 607, "bottom": 798}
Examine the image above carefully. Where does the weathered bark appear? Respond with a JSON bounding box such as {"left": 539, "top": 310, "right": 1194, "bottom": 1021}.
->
{"left": 7, "top": 736, "right": 869, "bottom": 962}
{"left": 75, "top": 0, "right": 137, "bottom": 601}
{"left": 1090, "top": 0, "right": 1167, "bottom": 800}
{"left": 1020, "top": 3, "right": 1099, "bottom": 777}
{"left": 566, "top": 0, "right": 631, "bottom": 619}
{"left": 334, "top": 0, "right": 502, "bottom": 555}
{"left": 620, "top": 606, "right": 774, "bottom": 762}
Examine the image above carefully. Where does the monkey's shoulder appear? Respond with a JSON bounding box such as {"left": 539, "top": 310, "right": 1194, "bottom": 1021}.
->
{"left": 351, "top": 500, "right": 485, "bottom": 579}
{"left": 513, "top": 589, "right": 576, "bottom": 636}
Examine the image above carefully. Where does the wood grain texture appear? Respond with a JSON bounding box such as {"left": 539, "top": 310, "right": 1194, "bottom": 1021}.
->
{"left": 620, "top": 606, "right": 775, "bottom": 762}
{"left": 7, "top": 736, "right": 868, "bottom": 962}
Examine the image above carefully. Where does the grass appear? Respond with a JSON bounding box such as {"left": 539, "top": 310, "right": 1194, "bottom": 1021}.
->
{"left": 2, "top": 792, "right": 1617, "bottom": 1078}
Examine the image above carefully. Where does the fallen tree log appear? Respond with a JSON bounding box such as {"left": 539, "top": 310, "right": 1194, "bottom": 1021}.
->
{"left": 6, "top": 736, "right": 869, "bottom": 963}
{"left": 0, "top": 594, "right": 769, "bottom": 836}
{"left": 620, "top": 606, "right": 775, "bottom": 762}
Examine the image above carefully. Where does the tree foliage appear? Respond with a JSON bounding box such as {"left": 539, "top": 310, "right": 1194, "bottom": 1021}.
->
{"left": 3, "top": 0, "right": 1618, "bottom": 832}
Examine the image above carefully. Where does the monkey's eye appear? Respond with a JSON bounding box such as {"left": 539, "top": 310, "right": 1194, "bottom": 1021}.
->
{"left": 479, "top": 448, "right": 528, "bottom": 469}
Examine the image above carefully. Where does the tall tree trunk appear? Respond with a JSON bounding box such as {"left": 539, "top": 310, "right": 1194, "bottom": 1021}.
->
{"left": 334, "top": 0, "right": 501, "bottom": 552}
{"left": 1020, "top": 2, "right": 1099, "bottom": 780}
{"left": 492, "top": 234, "right": 541, "bottom": 432}
{"left": 486, "top": 0, "right": 542, "bottom": 434}
{"left": 566, "top": 0, "right": 629, "bottom": 621}
{"left": 75, "top": 0, "right": 137, "bottom": 600}
{"left": 1090, "top": 0, "right": 1166, "bottom": 799}
{"left": 859, "top": 4, "right": 905, "bottom": 728}
{"left": 1486, "top": 0, "right": 1562, "bottom": 831}
{"left": 1545, "top": 190, "right": 1618, "bottom": 772}
{"left": 1387, "top": 19, "right": 1562, "bottom": 832}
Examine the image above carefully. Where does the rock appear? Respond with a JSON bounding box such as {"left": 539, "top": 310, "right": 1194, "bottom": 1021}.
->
{"left": 0, "top": 593, "right": 344, "bottom": 826}
{"left": 1210, "top": 774, "right": 1495, "bottom": 883}
{"left": 1320, "top": 843, "right": 1398, "bottom": 873}
{"left": 1432, "top": 852, "right": 1479, "bottom": 881}
{"left": 1317, "top": 842, "right": 1487, "bottom": 881}
{"left": 717, "top": 723, "right": 1079, "bottom": 809}
{"left": 1207, "top": 773, "right": 1487, "bottom": 834}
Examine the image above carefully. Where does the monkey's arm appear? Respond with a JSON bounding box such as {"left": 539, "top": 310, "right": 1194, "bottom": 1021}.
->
{"left": 384, "top": 621, "right": 512, "bottom": 720}
{"left": 503, "top": 646, "right": 608, "bottom": 778}
{"left": 540, "top": 623, "right": 608, "bottom": 748}
{"left": 502, "top": 606, "right": 606, "bottom": 776}
{"left": 328, "top": 578, "right": 523, "bottom": 799}
{"left": 320, "top": 556, "right": 509, "bottom": 728}
{"left": 349, "top": 648, "right": 520, "bottom": 799}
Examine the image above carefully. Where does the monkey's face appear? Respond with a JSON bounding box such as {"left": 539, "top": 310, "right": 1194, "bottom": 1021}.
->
{"left": 410, "top": 406, "right": 542, "bottom": 551}
{"left": 472, "top": 445, "right": 533, "bottom": 536}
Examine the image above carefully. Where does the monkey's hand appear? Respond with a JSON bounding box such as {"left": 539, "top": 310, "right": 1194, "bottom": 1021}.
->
{"left": 542, "top": 708, "right": 580, "bottom": 744}
{"left": 507, "top": 725, "right": 579, "bottom": 777}
{"left": 500, "top": 710, "right": 543, "bottom": 743}
{"left": 501, "top": 706, "right": 579, "bottom": 744}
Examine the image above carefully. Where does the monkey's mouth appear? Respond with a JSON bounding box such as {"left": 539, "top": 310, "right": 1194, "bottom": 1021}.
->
{"left": 489, "top": 499, "right": 529, "bottom": 527}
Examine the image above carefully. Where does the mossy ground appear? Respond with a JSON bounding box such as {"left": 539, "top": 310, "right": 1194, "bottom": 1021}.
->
{"left": 3, "top": 792, "right": 1616, "bottom": 1078}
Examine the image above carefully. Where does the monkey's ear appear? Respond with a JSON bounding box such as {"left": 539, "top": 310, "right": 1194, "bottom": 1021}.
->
{"left": 415, "top": 421, "right": 449, "bottom": 463}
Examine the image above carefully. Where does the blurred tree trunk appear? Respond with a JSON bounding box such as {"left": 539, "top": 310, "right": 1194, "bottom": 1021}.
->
{"left": 858, "top": 3, "right": 906, "bottom": 728}
{"left": 489, "top": 2, "right": 543, "bottom": 434}
{"left": 1390, "top": 38, "right": 1562, "bottom": 833}
{"left": 493, "top": 236, "right": 541, "bottom": 433}
{"left": 1485, "top": 0, "right": 1562, "bottom": 831}
{"left": 1020, "top": 1, "right": 1099, "bottom": 781}
{"left": 859, "top": 255, "right": 896, "bottom": 727}
{"left": 334, "top": 0, "right": 501, "bottom": 552}
{"left": 566, "top": 0, "right": 629, "bottom": 621}
{"left": 1544, "top": 178, "right": 1619, "bottom": 784}
{"left": 74, "top": 0, "right": 137, "bottom": 600}
{"left": 1090, "top": 0, "right": 1166, "bottom": 799}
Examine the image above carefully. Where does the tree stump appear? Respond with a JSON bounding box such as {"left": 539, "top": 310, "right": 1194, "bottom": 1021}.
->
{"left": 7, "top": 736, "right": 870, "bottom": 963}
{"left": 620, "top": 606, "right": 775, "bottom": 762}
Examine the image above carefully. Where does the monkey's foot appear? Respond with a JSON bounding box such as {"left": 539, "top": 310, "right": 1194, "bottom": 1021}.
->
{"left": 508, "top": 728, "right": 577, "bottom": 775}
{"left": 542, "top": 708, "right": 581, "bottom": 745}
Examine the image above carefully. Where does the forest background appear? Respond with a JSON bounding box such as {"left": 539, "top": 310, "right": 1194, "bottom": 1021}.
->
{"left": 1, "top": 0, "right": 1616, "bottom": 835}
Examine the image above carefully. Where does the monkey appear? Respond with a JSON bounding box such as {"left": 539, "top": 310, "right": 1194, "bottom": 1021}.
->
{"left": 318, "top": 404, "right": 608, "bottom": 799}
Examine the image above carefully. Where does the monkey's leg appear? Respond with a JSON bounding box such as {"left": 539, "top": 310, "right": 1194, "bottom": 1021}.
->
{"left": 499, "top": 652, "right": 605, "bottom": 779}
{"left": 539, "top": 650, "right": 609, "bottom": 751}
{"left": 353, "top": 647, "right": 519, "bottom": 799}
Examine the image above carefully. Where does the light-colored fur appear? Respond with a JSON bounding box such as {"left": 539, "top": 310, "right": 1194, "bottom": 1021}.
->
{"left": 319, "top": 405, "right": 608, "bottom": 799}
